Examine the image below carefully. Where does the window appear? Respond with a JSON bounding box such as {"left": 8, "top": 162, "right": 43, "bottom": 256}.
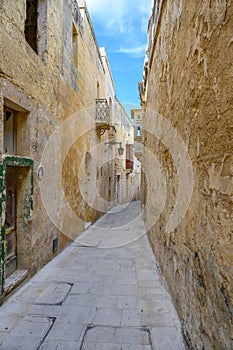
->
{"left": 4, "top": 108, "right": 17, "bottom": 154}
{"left": 71, "top": 23, "right": 79, "bottom": 91}
{"left": 97, "top": 82, "right": 100, "bottom": 98}
{"left": 72, "top": 23, "right": 78, "bottom": 68}
{"left": 137, "top": 124, "right": 141, "bottom": 137}
{"left": 25, "top": 0, "right": 48, "bottom": 60}
{"left": 4, "top": 101, "right": 29, "bottom": 156}
{"left": 25, "top": 0, "right": 38, "bottom": 53}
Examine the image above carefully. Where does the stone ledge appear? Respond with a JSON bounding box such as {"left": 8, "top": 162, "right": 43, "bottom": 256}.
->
{"left": 4, "top": 269, "right": 28, "bottom": 296}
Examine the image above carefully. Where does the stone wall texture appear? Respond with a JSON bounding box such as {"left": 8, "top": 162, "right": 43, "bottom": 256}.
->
{"left": 142, "top": 0, "right": 233, "bottom": 349}
{"left": 0, "top": 0, "right": 62, "bottom": 279}
{"left": 0, "top": 0, "right": 138, "bottom": 300}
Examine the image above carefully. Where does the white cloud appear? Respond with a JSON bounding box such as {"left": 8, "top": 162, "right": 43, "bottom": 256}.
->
{"left": 84, "top": 0, "right": 151, "bottom": 59}
{"left": 85, "top": 0, "right": 127, "bottom": 34}
{"left": 115, "top": 45, "right": 146, "bottom": 58}
{"left": 85, "top": 0, "right": 151, "bottom": 35}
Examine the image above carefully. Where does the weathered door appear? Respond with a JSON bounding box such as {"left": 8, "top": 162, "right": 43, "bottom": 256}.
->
{"left": 5, "top": 166, "right": 17, "bottom": 278}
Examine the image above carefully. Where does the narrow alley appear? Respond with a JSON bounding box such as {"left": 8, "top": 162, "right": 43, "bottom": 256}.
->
{"left": 0, "top": 202, "right": 185, "bottom": 350}
{"left": 0, "top": 0, "right": 232, "bottom": 349}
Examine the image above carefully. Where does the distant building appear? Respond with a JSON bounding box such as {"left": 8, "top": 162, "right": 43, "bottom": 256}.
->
{"left": 131, "top": 108, "right": 143, "bottom": 163}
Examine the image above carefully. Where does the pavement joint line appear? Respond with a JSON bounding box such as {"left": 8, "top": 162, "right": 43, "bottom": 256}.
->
{"left": 35, "top": 316, "right": 56, "bottom": 350}
{"left": 0, "top": 202, "right": 185, "bottom": 349}
{"left": 78, "top": 324, "right": 155, "bottom": 350}
{"left": 32, "top": 282, "right": 73, "bottom": 306}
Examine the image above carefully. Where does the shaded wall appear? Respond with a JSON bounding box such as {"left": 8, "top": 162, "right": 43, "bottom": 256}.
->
{"left": 142, "top": 1, "right": 233, "bottom": 349}
{"left": 0, "top": 0, "right": 114, "bottom": 299}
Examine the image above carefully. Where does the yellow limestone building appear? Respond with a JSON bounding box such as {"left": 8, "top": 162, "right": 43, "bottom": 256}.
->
{"left": 0, "top": 0, "right": 139, "bottom": 302}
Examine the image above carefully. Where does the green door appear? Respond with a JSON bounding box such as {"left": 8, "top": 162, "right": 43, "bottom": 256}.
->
{"left": 5, "top": 166, "right": 17, "bottom": 278}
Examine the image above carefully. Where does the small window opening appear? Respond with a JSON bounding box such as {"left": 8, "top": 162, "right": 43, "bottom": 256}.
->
{"left": 25, "top": 0, "right": 38, "bottom": 53}
{"left": 4, "top": 101, "right": 29, "bottom": 157}
{"left": 72, "top": 23, "right": 78, "bottom": 68}
{"left": 4, "top": 108, "right": 17, "bottom": 154}
{"left": 97, "top": 82, "right": 100, "bottom": 98}
{"left": 137, "top": 124, "right": 141, "bottom": 137}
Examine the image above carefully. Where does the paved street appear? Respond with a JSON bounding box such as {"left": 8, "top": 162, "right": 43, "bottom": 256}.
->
{"left": 0, "top": 201, "right": 185, "bottom": 350}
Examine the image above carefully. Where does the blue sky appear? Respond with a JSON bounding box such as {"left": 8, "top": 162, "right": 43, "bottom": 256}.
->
{"left": 85, "top": 0, "right": 152, "bottom": 111}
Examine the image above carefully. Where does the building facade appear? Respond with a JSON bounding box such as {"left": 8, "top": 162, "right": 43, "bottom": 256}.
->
{"left": 0, "top": 0, "right": 138, "bottom": 302}
{"left": 113, "top": 100, "right": 141, "bottom": 205}
{"left": 131, "top": 108, "right": 143, "bottom": 163}
{"left": 140, "top": 1, "right": 233, "bottom": 349}
{"left": 99, "top": 48, "right": 141, "bottom": 205}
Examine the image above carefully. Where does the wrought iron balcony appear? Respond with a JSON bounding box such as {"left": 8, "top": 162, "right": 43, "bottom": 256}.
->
{"left": 96, "top": 99, "right": 110, "bottom": 124}
{"left": 96, "top": 99, "right": 113, "bottom": 135}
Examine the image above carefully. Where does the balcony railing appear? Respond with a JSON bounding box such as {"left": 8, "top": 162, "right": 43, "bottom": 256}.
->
{"left": 96, "top": 99, "right": 110, "bottom": 125}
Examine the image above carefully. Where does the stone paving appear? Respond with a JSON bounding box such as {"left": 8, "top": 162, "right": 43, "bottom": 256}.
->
{"left": 0, "top": 201, "right": 186, "bottom": 350}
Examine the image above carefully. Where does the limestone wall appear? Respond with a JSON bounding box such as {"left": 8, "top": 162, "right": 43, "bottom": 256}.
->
{"left": 60, "top": 0, "right": 111, "bottom": 228}
{"left": 142, "top": 0, "right": 233, "bottom": 349}
{"left": 0, "top": 0, "right": 115, "bottom": 297}
{"left": 0, "top": 0, "right": 62, "bottom": 276}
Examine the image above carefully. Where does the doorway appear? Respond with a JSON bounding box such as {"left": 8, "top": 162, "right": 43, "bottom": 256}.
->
{"left": 0, "top": 157, "right": 34, "bottom": 294}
